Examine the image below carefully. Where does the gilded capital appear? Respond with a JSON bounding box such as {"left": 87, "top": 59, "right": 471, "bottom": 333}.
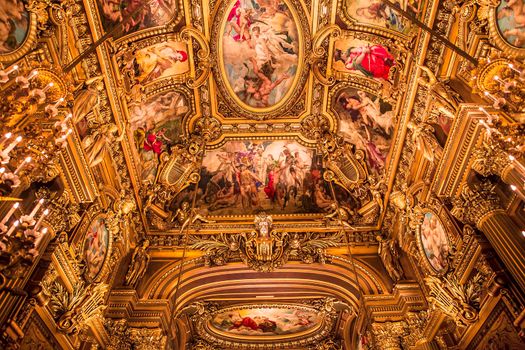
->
{"left": 371, "top": 321, "right": 406, "bottom": 350}
{"left": 471, "top": 140, "right": 511, "bottom": 177}
{"left": 450, "top": 181, "right": 502, "bottom": 227}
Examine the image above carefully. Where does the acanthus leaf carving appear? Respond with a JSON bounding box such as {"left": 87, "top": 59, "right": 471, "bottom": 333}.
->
{"left": 48, "top": 280, "right": 108, "bottom": 334}
{"left": 425, "top": 272, "right": 484, "bottom": 327}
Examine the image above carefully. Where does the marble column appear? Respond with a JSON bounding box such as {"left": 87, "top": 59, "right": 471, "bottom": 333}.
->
{"left": 451, "top": 181, "right": 525, "bottom": 292}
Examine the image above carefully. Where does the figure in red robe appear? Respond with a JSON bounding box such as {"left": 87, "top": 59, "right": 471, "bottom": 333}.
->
{"left": 335, "top": 45, "right": 395, "bottom": 80}
{"left": 143, "top": 129, "right": 169, "bottom": 154}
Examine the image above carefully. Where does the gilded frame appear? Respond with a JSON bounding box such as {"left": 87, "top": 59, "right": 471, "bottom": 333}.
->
{"left": 115, "top": 33, "right": 194, "bottom": 90}
{"left": 210, "top": 0, "right": 311, "bottom": 120}
{"left": 415, "top": 207, "right": 454, "bottom": 275}
{"left": 337, "top": 0, "right": 413, "bottom": 41}
{"left": 488, "top": 1, "right": 525, "bottom": 57}
{"left": 326, "top": 30, "right": 403, "bottom": 89}
{"left": 197, "top": 135, "right": 327, "bottom": 220}
{"left": 90, "top": 0, "right": 185, "bottom": 46}
{"left": 78, "top": 212, "right": 113, "bottom": 283}
{"left": 122, "top": 83, "right": 195, "bottom": 180}
{"left": 0, "top": 11, "right": 37, "bottom": 63}
{"left": 195, "top": 303, "right": 336, "bottom": 349}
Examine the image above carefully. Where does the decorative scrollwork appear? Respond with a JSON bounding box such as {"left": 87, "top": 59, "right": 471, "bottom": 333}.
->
{"left": 190, "top": 213, "right": 344, "bottom": 271}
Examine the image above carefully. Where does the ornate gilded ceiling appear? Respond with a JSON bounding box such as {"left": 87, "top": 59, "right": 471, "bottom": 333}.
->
{"left": 1, "top": 0, "right": 525, "bottom": 348}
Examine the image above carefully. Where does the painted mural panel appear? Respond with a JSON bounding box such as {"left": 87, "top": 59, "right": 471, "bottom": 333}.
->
{"left": 344, "top": 0, "right": 414, "bottom": 32}
{"left": 0, "top": 0, "right": 29, "bottom": 53}
{"left": 97, "top": 0, "right": 177, "bottom": 38}
{"left": 220, "top": 0, "right": 299, "bottom": 109}
{"left": 129, "top": 90, "right": 189, "bottom": 183}
{"left": 496, "top": 0, "right": 525, "bottom": 48}
{"left": 129, "top": 41, "right": 190, "bottom": 84}
{"left": 333, "top": 87, "right": 394, "bottom": 173}
{"left": 420, "top": 212, "right": 450, "bottom": 272}
{"left": 83, "top": 217, "right": 110, "bottom": 281}
{"left": 211, "top": 307, "right": 320, "bottom": 336}
{"left": 197, "top": 140, "right": 335, "bottom": 215}
{"left": 333, "top": 38, "right": 395, "bottom": 81}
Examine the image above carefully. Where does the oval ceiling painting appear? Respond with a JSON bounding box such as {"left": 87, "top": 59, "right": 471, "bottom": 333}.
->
{"left": 0, "top": 0, "right": 30, "bottom": 54}
{"left": 83, "top": 216, "right": 110, "bottom": 282}
{"left": 420, "top": 212, "right": 450, "bottom": 272}
{"left": 219, "top": 0, "right": 302, "bottom": 111}
{"left": 496, "top": 0, "right": 525, "bottom": 48}
{"left": 209, "top": 306, "right": 321, "bottom": 338}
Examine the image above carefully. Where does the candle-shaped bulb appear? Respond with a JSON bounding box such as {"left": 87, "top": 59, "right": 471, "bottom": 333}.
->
{"left": 511, "top": 184, "right": 518, "bottom": 191}
{"left": 6, "top": 220, "right": 19, "bottom": 236}
{"left": 494, "top": 75, "right": 499, "bottom": 81}
{"left": 0, "top": 202, "right": 19, "bottom": 226}
{"left": 2, "top": 135, "right": 22, "bottom": 155}
{"left": 3, "top": 132, "right": 11, "bottom": 140}
{"left": 13, "top": 156, "right": 31, "bottom": 175}
{"left": 28, "top": 198, "right": 44, "bottom": 219}
{"left": 34, "top": 208, "right": 49, "bottom": 231}
{"left": 43, "top": 82, "right": 54, "bottom": 92}
{"left": 0, "top": 167, "right": 5, "bottom": 174}
{"left": 509, "top": 155, "right": 516, "bottom": 161}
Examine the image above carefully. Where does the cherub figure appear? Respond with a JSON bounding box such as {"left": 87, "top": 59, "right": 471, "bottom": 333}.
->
{"left": 323, "top": 203, "right": 356, "bottom": 229}
{"left": 171, "top": 201, "right": 215, "bottom": 233}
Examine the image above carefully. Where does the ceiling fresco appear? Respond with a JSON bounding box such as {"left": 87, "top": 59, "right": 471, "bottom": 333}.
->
{"left": 4, "top": 0, "right": 525, "bottom": 347}
{"left": 209, "top": 306, "right": 321, "bottom": 337}
{"left": 95, "top": 0, "right": 183, "bottom": 39}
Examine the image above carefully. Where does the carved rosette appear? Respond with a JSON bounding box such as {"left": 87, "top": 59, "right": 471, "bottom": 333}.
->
{"left": 450, "top": 181, "right": 502, "bottom": 227}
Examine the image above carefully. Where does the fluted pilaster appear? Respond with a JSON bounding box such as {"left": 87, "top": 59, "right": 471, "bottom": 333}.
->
{"left": 451, "top": 181, "right": 525, "bottom": 292}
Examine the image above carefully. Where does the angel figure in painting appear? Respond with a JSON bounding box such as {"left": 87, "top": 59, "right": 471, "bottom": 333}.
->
{"left": 417, "top": 64, "right": 462, "bottom": 118}
{"left": 356, "top": 91, "right": 394, "bottom": 136}
{"left": 246, "top": 57, "right": 290, "bottom": 107}
{"left": 334, "top": 45, "right": 395, "bottom": 80}
{"left": 356, "top": 2, "right": 404, "bottom": 31}
{"left": 125, "top": 240, "right": 151, "bottom": 286}
{"left": 138, "top": 44, "right": 188, "bottom": 83}
{"left": 72, "top": 76, "right": 104, "bottom": 123}
{"left": 171, "top": 201, "right": 215, "bottom": 233}
{"left": 82, "top": 123, "right": 124, "bottom": 167}
{"left": 498, "top": 0, "right": 525, "bottom": 46}
{"left": 377, "top": 235, "right": 404, "bottom": 282}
